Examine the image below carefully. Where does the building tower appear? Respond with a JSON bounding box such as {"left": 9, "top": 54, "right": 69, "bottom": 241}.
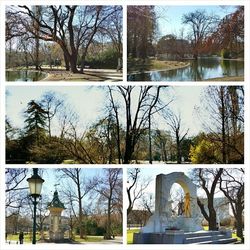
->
{"left": 48, "top": 190, "right": 65, "bottom": 241}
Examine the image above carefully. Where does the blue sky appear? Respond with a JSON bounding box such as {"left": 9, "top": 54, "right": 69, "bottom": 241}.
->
{"left": 156, "top": 5, "right": 238, "bottom": 38}
{"left": 6, "top": 86, "right": 205, "bottom": 136}
{"left": 12, "top": 168, "right": 104, "bottom": 198}
{"left": 7, "top": 168, "right": 112, "bottom": 216}
{"left": 127, "top": 167, "right": 229, "bottom": 210}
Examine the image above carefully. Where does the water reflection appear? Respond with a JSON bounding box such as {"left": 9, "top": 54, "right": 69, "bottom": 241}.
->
{"left": 127, "top": 57, "right": 244, "bottom": 81}
{"left": 6, "top": 70, "right": 47, "bottom": 81}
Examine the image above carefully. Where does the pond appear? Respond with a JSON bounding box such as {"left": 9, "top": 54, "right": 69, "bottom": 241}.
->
{"left": 6, "top": 70, "right": 47, "bottom": 81}
{"left": 127, "top": 57, "right": 244, "bottom": 81}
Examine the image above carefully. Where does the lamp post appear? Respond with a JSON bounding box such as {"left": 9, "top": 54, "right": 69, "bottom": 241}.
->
{"left": 27, "top": 168, "right": 44, "bottom": 244}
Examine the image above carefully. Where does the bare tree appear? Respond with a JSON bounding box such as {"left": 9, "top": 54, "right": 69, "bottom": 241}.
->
{"left": 108, "top": 86, "right": 168, "bottom": 163}
{"left": 182, "top": 10, "right": 219, "bottom": 59}
{"left": 33, "top": 6, "right": 41, "bottom": 70}
{"left": 219, "top": 168, "right": 244, "bottom": 242}
{"left": 192, "top": 168, "right": 223, "bottom": 230}
{"left": 107, "top": 86, "right": 122, "bottom": 163}
{"left": 99, "top": 6, "right": 123, "bottom": 70}
{"left": 127, "top": 168, "right": 152, "bottom": 215}
{"left": 58, "top": 168, "right": 93, "bottom": 239}
{"left": 5, "top": 169, "right": 28, "bottom": 209}
{"left": 40, "top": 91, "right": 64, "bottom": 138}
{"left": 58, "top": 106, "right": 95, "bottom": 163}
{"left": 163, "top": 110, "right": 189, "bottom": 163}
{"left": 92, "top": 168, "right": 122, "bottom": 239}
{"left": 153, "top": 129, "right": 173, "bottom": 162}
{"left": 141, "top": 193, "right": 154, "bottom": 216}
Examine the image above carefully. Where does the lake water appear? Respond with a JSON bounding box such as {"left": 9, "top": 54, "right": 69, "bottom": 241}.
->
{"left": 6, "top": 70, "right": 47, "bottom": 81}
{"left": 127, "top": 57, "right": 244, "bottom": 81}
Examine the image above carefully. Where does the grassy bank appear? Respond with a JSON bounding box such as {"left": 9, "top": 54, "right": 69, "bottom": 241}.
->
{"left": 128, "top": 58, "right": 189, "bottom": 73}
{"left": 204, "top": 76, "right": 244, "bottom": 81}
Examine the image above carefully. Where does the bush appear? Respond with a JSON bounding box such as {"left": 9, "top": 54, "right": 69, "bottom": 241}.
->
{"left": 84, "top": 48, "right": 119, "bottom": 69}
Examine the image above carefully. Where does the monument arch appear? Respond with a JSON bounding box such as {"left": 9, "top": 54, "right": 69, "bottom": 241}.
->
{"left": 142, "top": 172, "right": 203, "bottom": 233}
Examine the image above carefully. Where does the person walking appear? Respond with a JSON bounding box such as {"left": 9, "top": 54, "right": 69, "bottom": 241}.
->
{"left": 19, "top": 231, "right": 24, "bottom": 244}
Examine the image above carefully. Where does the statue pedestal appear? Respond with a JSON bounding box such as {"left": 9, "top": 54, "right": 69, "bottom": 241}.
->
{"left": 134, "top": 230, "right": 185, "bottom": 244}
{"left": 49, "top": 231, "right": 64, "bottom": 242}
{"left": 133, "top": 229, "right": 235, "bottom": 244}
{"left": 141, "top": 214, "right": 203, "bottom": 233}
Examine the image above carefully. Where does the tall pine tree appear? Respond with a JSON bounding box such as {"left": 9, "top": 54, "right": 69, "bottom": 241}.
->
{"left": 24, "top": 100, "right": 47, "bottom": 146}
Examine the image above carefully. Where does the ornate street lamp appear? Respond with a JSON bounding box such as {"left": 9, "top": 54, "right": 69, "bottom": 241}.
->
{"left": 27, "top": 168, "right": 44, "bottom": 244}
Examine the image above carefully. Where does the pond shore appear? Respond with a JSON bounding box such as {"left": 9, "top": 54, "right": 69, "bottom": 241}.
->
{"left": 204, "top": 76, "right": 244, "bottom": 81}
{"left": 127, "top": 57, "right": 244, "bottom": 81}
{"left": 128, "top": 59, "right": 190, "bottom": 74}
{"left": 6, "top": 67, "right": 122, "bottom": 82}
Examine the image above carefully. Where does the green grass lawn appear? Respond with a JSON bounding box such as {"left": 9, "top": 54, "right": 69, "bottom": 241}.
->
{"left": 127, "top": 229, "right": 139, "bottom": 244}
{"left": 7, "top": 233, "right": 107, "bottom": 243}
{"left": 232, "top": 232, "right": 241, "bottom": 241}
{"left": 6, "top": 233, "right": 36, "bottom": 243}
{"left": 128, "top": 58, "right": 168, "bottom": 72}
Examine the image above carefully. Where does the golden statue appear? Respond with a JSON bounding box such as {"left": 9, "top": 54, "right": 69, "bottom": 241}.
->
{"left": 184, "top": 192, "right": 191, "bottom": 217}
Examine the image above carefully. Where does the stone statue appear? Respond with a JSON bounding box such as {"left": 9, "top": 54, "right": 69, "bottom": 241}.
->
{"left": 184, "top": 192, "right": 191, "bottom": 217}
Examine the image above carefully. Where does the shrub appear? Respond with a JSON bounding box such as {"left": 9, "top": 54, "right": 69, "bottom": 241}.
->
{"left": 84, "top": 48, "right": 119, "bottom": 69}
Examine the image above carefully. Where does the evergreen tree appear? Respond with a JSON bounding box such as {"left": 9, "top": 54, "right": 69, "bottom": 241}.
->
{"left": 24, "top": 100, "right": 47, "bottom": 145}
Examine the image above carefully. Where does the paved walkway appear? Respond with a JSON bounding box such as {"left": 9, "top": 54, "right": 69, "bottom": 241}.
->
{"left": 42, "top": 69, "right": 123, "bottom": 82}
{"left": 6, "top": 237, "right": 123, "bottom": 245}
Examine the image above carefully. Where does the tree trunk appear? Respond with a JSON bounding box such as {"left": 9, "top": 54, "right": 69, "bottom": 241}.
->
{"left": 35, "top": 37, "right": 40, "bottom": 70}
{"left": 123, "top": 137, "right": 133, "bottom": 164}
{"left": 64, "top": 52, "right": 70, "bottom": 71}
{"left": 208, "top": 207, "right": 217, "bottom": 230}
{"left": 76, "top": 173, "right": 84, "bottom": 239}
{"left": 197, "top": 196, "right": 217, "bottom": 230}
{"left": 62, "top": 48, "right": 79, "bottom": 73}
{"left": 220, "top": 87, "right": 227, "bottom": 163}
{"left": 176, "top": 135, "right": 181, "bottom": 164}
{"left": 79, "top": 52, "right": 86, "bottom": 73}
{"left": 235, "top": 206, "right": 244, "bottom": 242}
{"left": 149, "top": 113, "right": 152, "bottom": 164}
{"left": 124, "top": 148, "right": 132, "bottom": 164}
{"left": 34, "top": 6, "right": 41, "bottom": 71}
{"left": 115, "top": 119, "right": 122, "bottom": 164}
{"left": 69, "top": 56, "right": 79, "bottom": 73}
{"left": 105, "top": 199, "right": 112, "bottom": 239}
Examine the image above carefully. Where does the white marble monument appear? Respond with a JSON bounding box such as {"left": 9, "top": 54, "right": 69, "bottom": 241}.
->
{"left": 141, "top": 172, "right": 203, "bottom": 233}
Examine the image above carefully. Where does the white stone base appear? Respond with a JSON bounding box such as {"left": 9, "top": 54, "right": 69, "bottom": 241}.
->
{"left": 49, "top": 231, "right": 64, "bottom": 241}
{"left": 141, "top": 214, "right": 203, "bottom": 233}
